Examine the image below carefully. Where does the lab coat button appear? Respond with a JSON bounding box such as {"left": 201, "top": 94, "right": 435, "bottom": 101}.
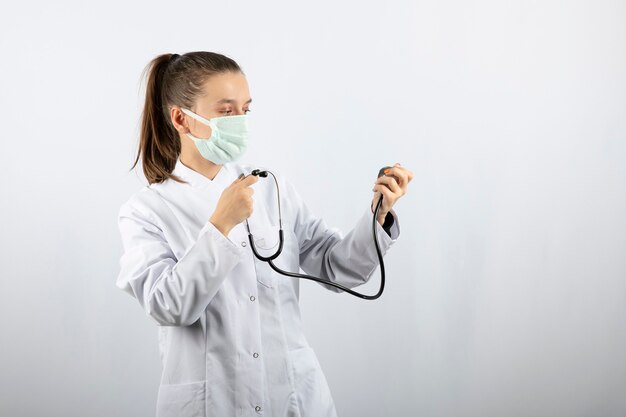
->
{"left": 255, "top": 405, "right": 262, "bottom": 412}
{"left": 241, "top": 241, "right": 247, "bottom": 247}
{"left": 253, "top": 352, "right": 259, "bottom": 358}
{"left": 250, "top": 295, "right": 256, "bottom": 301}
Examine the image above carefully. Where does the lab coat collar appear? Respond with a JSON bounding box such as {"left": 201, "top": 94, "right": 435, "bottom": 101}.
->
{"left": 172, "top": 156, "right": 233, "bottom": 189}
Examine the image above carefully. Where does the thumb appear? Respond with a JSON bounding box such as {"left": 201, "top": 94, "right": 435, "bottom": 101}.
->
{"left": 229, "top": 173, "right": 245, "bottom": 187}
{"left": 233, "top": 173, "right": 259, "bottom": 186}
{"left": 239, "top": 174, "right": 259, "bottom": 186}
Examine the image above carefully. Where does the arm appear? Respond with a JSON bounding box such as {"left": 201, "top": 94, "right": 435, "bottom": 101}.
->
{"left": 284, "top": 178, "right": 400, "bottom": 293}
{"left": 115, "top": 198, "right": 246, "bottom": 326}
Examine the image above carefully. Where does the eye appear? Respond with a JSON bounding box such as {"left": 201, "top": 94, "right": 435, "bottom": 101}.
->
{"left": 221, "top": 109, "right": 251, "bottom": 115}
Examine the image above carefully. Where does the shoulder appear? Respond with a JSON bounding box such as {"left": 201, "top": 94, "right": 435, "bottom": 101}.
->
{"left": 118, "top": 185, "right": 165, "bottom": 224}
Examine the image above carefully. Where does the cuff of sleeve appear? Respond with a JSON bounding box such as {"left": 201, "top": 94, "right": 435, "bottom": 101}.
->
{"left": 382, "top": 209, "right": 400, "bottom": 240}
{"left": 197, "top": 221, "right": 247, "bottom": 258}
{"left": 356, "top": 206, "right": 399, "bottom": 258}
{"left": 382, "top": 211, "right": 394, "bottom": 235}
{"left": 369, "top": 207, "right": 400, "bottom": 241}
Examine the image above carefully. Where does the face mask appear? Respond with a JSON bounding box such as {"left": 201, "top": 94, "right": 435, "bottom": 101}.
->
{"left": 180, "top": 107, "right": 249, "bottom": 164}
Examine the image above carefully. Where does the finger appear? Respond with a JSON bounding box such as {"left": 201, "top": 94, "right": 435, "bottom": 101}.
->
{"left": 371, "top": 185, "right": 382, "bottom": 200}
{"left": 376, "top": 177, "right": 402, "bottom": 194}
{"left": 383, "top": 167, "right": 409, "bottom": 189}
{"left": 372, "top": 189, "right": 382, "bottom": 206}
{"left": 393, "top": 162, "right": 414, "bottom": 183}
{"left": 231, "top": 173, "right": 245, "bottom": 187}
{"left": 398, "top": 165, "right": 415, "bottom": 181}
{"left": 371, "top": 182, "right": 383, "bottom": 205}
{"left": 371, "top": 188, "right": 385, "bottom": 214}
{"left": 376, "top": 175, "right": 402, "bottom": 195}
{"left": 373, "top": 183, "right": 396, "bottom": 200}
{"left": 395, "top": 166, "right": 413, "bottom": 185}
{"left": 396, "top": 170, "right": 410, "bottom": 190}
{"left": 239, "top": 174, "right": 259, "bottom": 186}
{"left": 373, "top": 184, "right": 395, "bottom": 209}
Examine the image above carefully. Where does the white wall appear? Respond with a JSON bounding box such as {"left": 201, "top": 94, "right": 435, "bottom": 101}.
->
{"left": 1, "top": 1, "right": 625, "bottom": 416}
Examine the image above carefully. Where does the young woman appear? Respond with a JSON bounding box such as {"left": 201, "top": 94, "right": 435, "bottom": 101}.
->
{"left": 116, "top": 51, "right": 412, "bottom": 417}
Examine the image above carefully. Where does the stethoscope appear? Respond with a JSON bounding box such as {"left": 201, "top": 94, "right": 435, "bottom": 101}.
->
{"left": 242, "top": 167, "right": 391, "bottom": 300}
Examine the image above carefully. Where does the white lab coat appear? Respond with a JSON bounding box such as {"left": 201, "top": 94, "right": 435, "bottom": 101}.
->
{"left": 116, "top": 157, "right": 400, "bottom": 417}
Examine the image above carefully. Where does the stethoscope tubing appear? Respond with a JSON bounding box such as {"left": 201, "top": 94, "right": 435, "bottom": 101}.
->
{"left": 244, "top": 170, "right": 386, "bottom": 300}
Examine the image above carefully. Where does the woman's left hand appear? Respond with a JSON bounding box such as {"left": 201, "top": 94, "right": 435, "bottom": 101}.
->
{"left": 371, "top": 162, "right": 414, "bottom": 225}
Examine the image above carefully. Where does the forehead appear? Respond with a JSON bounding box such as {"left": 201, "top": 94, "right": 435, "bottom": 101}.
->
{"left": 199, "top": 71, "right": 251, "bottom": 105}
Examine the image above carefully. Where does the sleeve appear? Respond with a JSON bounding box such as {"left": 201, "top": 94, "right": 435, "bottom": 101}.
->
{"left": 284, "top": 178, "right": 400, "bottom": 293}
{"left": 382, "top": 210, "right": 395, "bottom": 236}
{"left": 115, "top": 200, "right": 246, "bottom": 326}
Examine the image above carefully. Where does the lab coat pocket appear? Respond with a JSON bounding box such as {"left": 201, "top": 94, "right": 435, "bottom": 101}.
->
{"left": 156, "top": 380, "right": 206, "bottom": 417}
{"left": 288, "top": 346, "right": 336, "bottom": 417}
{"left": 276, "top": 225, "right": 300, "bottom": 272}
{"left": 250, "top": 223, "right": 299, "bottom": 289}
{"left": 249, "top": 224, "right": 281, "bottom": 288}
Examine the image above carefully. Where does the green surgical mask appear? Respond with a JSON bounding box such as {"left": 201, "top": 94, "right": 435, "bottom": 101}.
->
{"left": 181, "top": 108, "right": 249, "bottom": 164}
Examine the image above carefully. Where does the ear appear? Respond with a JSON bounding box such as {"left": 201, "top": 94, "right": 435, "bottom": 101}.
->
{"left": 170, "top": 106, "right": 189, "bottom": 133}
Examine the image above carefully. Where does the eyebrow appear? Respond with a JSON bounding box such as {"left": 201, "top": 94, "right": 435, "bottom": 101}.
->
{"left": 215, "top": 98, "right": 252, "bottom": 105}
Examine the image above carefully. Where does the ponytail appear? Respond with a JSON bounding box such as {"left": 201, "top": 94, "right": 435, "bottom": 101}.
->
{"left": 130, "top": 51, "right": 243, "bottom": 185}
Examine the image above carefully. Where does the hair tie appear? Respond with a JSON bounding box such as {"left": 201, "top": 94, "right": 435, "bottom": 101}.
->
{"left": 169, "top": 53, "right": 180, "bottom": 63}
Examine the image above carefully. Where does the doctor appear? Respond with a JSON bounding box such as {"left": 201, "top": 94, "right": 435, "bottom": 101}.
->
{"left": 117, "top": 51, "right": 413, "bottom": 417}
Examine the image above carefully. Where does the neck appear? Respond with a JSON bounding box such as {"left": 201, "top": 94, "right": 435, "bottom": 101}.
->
{"left": 179, "top": 152, "right": 222, "bottom": 181}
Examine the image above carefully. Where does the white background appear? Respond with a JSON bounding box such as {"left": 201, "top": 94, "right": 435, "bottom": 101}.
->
{"left": 1, "top": 1, "right": 625, "bottom": 416}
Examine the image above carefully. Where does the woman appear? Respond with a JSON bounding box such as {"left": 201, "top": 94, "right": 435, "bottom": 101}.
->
{"left": 116, "top": 51, "right": 413, "bottom": 417}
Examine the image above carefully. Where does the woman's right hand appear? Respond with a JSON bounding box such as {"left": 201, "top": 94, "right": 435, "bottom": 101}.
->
{"left": 209, "top": 174, "right": 259, "bottom": 236}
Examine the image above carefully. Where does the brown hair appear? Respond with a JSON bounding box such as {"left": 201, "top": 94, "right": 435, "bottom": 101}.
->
{"left": 131, "top": 51, "right": 244, "bottom": 185}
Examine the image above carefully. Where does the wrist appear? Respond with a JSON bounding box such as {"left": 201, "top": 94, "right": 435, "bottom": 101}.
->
{"left": 209, "top": 215, "right": 232, "bottom": 237}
